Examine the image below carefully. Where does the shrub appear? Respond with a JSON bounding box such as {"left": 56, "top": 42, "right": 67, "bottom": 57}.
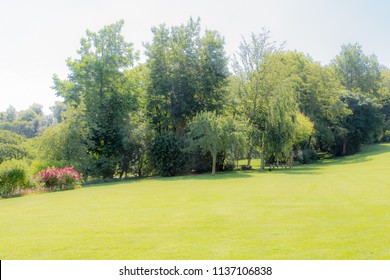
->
{"left": 34, "top": 166, "right": 81, "bottom": 191}
{"left": 294, "top": 149, "right": 318, "bottom": 164}
{"left": 0, "top": 159, "right": 31, "bottom": 197}
{"left": 151, "top": 133, "right": 187, "bottom": 177}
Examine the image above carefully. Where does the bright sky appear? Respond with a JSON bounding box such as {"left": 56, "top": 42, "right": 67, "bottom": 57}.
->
{"left": 1, "top": 0, "right": 389, "bottom": 113}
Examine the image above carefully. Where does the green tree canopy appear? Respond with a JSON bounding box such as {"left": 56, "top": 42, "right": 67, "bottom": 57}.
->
{"left": 145, "top": 18, "right": 229, "bottom": 134}
{"left": 333, "top": 43, "right": 382, "bottom": 96}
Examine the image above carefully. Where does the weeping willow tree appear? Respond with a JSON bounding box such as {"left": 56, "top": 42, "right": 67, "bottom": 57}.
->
{"left": 187, "top": 111, "right": 246, "bottom": 176}
{"left": 231, "top": 30, "right": 284, "bottom": 167}
{"left": 263, "top": 83, "right": 299, "bottom": 168}
{"left": 253, "top": 53, "right": 306, "bottom": 171}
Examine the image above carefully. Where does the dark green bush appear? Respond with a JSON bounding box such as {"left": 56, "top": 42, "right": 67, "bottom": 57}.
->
{"left": 0, "top": 160, "right": 30, "bottom": 197}
{"left": 295, "top": 149, "right": 318, "bottom": 164}
{"left": 151, "top": 133, "right": 187, "bottom": 176}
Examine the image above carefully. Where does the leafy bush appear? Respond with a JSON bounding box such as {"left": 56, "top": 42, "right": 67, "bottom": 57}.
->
{"left": 34, "top": 167, "right": 81, "bottom": 191}
{"left": 0, "top": 160, "right": 31, "bottom": 197}
{"left": 151, "top": 133, "right": 187, "bottom": 177}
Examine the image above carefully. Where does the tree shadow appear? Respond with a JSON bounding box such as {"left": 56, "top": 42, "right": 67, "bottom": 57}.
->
{"left": 266, "top": 165, "right": 322, "bottom": 175}
{"left": 152, "top": 171, "right": 253, "bottom": 182}
{"left": 72, "top": 144, "right": 390, "bottom": 187}
{"left": 252, "top": 144, "right": 390, "bottom": 175}
{"left": 318, "top": 144, "right": 390, "bottom": 167}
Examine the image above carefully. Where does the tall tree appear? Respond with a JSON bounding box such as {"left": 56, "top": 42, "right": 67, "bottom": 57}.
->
{"left": 145, "top": 18, "right": 229, "bottom": 134}
{"left": 231, "top": 30, "right": 284, "bottom": 166}
{"left": 53, "top": 20, "right": 138, "bottom": 178}
{"left": 332, "top": 43, "right": 385, "bottom": 155}
{"left": 269, "top": 52, "right": 350, "bottom": 156}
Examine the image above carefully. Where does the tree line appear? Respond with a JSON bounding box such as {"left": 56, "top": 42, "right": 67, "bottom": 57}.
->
{"left": 1, "top": 18, "right": 390, "bottom": 179}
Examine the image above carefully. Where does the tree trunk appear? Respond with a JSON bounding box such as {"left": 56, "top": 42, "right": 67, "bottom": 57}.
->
{"left": 342, "top": 138, "right": 347, "bottom": 156}
{"left": 307, "top": 135, "right": 312, "bottom": 149}
{"left": 211, "top": 152, "right": 217, "bottom": 176}
{"left": 246, "top": 147, "right": 252, "bottom": 167}
{"left": 260, "top": 135, "right": 266, "bottom": 171}
{"left": 260, "top": 153, "right": 266, "bottom": 171}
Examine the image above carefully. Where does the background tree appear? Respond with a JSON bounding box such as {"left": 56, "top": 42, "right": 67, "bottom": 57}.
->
{"left": 0, "top": 104, "right": 47, "bottom": 138}
{"left": 0, "top": 130, "right": 29, "bottom": 163}
{"left": 5, "top": 106, "right": 17, "bottom": 122}
{"left": 333, "top": 43, "right": 382, "bottom": 96}
{"left": 50, "top": 101, "right": 67, "bottom": 124}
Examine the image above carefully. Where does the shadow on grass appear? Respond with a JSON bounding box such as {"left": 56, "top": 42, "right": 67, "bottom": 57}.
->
{"left": 152, "top": 171, "right": 253, "bottom": 182}
{"left": 80, "top": 171, "right": 253, "bottom": 190}
{"left": 318, "top": 144, "right": 390, "bottom": 167}
{"left": 250, "top": 144, "right": 390, "bottom": 176}
{"left": 268, "top": 165, "right": 322, "bottom": 175}
{"left": 82, "top": 177, "right": 144, "bottom": 188}
{"left": 81, "top": 144, "right": 390, "bottom": 188}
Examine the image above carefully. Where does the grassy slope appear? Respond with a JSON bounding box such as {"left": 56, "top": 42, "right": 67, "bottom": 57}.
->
{"left": 1, "top": 144, "right": 390, "bottom": 259}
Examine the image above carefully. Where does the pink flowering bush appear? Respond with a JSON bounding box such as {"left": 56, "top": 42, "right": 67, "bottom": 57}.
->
{"left": 34, "top": 167, "right": 81, "bottom": 191}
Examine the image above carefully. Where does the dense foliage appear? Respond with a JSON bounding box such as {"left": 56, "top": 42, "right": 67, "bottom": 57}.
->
{"left": 145, "top": 18, "right": 229, "bottom": 134}
{"left": 1, "top": 18, "right": 389, "bottom": 189}
{"left": 0, "top": 160, "right": 31, "bottom": 197}
{"left": 151, "top": 133, "right": 187, "bottom": 176}
{"left": 0, "top": 130, "right": 29, "bottom": 163}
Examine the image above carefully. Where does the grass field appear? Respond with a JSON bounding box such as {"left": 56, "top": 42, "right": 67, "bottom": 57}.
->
{"left": 1, "top": 144, "right": 390, "bottom": 259}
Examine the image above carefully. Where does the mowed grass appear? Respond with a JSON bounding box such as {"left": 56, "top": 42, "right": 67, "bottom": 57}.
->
{"left": 1, "top": 144, "right": 390, "bottom": 259}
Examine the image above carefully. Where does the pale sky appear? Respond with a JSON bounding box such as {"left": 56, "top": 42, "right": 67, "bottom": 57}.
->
{"left": 1, "top": 0, "right": 389, "bottom": 113}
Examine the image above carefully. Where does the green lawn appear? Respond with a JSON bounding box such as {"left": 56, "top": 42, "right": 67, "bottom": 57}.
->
{"left": 1, "top": 144, "right": 390, "bottom": 259}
